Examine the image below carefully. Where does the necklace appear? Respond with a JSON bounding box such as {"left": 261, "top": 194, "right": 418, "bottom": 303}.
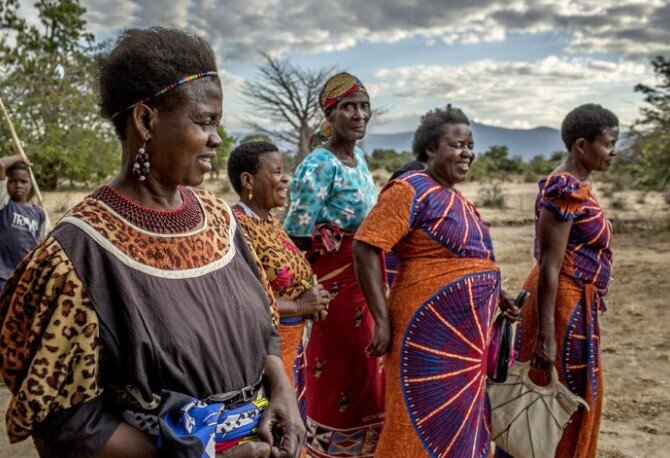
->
{"left": 426, "top": 170, "right": 455, "bottom": 190}
{"left": 236, "top": 200, "right": 272, "bottom": 221}
{"left": 93, "top": 185, "right": 203, "bottom": 233}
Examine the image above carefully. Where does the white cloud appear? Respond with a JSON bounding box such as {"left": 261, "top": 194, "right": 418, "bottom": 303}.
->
{"left": 372, "top": 56, "right": 650, "bottom": 129}
{"left": 75, "top": 0, "right": 668, "bottom": 62}
{"left": 13, "top": 0, "right": 654, "bottom": 132}
{"left": 218, "top": 69, "right": 245, "bottom": 92}
{"left": 82, "top": 0, "right": 138, "bottom": 31}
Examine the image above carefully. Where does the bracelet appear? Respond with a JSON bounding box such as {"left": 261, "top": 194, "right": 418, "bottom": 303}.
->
{"left": 295, "top": 296, "right": 307, "bottom": 316}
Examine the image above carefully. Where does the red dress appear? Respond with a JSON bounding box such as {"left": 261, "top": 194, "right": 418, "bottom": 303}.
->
{"left": 301, "top": 227, "right": 385, "bottom": 457}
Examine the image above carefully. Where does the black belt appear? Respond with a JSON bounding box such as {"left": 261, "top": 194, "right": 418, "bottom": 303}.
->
{"left": 205, "top": 377, "right": 263, "bottom": 406}
{"left": 111, "top": 377, "right": 264, "bottom": 413}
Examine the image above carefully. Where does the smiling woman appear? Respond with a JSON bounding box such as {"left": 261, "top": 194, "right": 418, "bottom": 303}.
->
{"left": 226, "top": 141, "right": 331, "bottom": 396}
{"left": 353, "top": 105, "right": 520, "bottom": 457}
{"left": 0, "top": 27, "right": 304, "bottom": 457}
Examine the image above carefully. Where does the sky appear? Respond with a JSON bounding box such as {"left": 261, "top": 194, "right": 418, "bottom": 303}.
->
{"left": 22, "top": 0, "right": 670, "bottom": 134}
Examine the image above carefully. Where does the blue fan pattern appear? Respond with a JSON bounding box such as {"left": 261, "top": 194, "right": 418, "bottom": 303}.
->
{"left": 562, "top": 298, "right": 600, "bottom": 400}
{"left": 400, "top": 270, "right": 500, "bottom": 458}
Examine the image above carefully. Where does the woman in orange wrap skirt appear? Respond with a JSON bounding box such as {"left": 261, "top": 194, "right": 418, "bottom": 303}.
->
{"left": 496, "top": 103, "right": 619, "bottom": 458}
{"left": 354, "top": 105, "right": 519, "bottom": 457}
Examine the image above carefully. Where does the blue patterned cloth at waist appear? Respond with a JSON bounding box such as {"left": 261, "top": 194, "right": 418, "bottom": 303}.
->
{"left": 280, "top": 316, "right": 303, "bottom": 325}
{"left": 122, "top": 387, "right": 267, "bottom": 458}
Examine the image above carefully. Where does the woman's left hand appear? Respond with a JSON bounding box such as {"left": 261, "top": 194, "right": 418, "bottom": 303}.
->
{"left": 258, "top": 357, "right": 306, "bottom": 457}
{"left": 499, "top": 289, "right": 522, "bottom": 322}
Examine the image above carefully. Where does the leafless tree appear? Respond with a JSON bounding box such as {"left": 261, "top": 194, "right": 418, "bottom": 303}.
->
{"left": 242, "top": 53, "right": 334, "bottom": 164}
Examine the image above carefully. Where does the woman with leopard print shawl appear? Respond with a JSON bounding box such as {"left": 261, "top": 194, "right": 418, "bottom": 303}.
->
{"left": 227, "top": 141, "right": 331, "bottom": 411}
{"left": 0, "top": 27, "right": 303, "bottom": 457}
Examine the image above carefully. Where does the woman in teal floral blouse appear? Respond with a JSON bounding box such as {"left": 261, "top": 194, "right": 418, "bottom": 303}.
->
{"left": 283, "top": 72, "right": 385, "bottom": 457}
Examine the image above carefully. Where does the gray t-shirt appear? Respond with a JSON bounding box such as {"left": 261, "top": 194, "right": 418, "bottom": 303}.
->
{"left": 0, "top": 179, "right": 50, "bottom": 280}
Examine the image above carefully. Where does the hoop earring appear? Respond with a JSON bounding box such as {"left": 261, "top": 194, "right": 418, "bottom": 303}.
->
{"left": 133, "top": 138, "right": 150, "bottom": 181}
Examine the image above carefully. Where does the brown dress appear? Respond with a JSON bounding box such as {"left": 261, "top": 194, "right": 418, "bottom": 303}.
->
{"left": 0, "top": 185, "right": 279, "bottom": 456}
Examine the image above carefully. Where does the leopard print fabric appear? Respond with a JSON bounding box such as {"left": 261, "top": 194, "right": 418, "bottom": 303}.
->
{"left": 0, "top": 237, "right": 103, "bottom": 443}
{"left": 63, "top": 188, "right": 233, "bottom": 271}
{"left": 234, "top": 209, "right": 313, "bottom": 301}
{"left": 0, "top": 193, "right": 281, "bottom": 444}
{"left": 237, "top": 217, "right": 281, "bottom": 329}
{"left": 69, "top": 188, "right": 279, "bottom": 327}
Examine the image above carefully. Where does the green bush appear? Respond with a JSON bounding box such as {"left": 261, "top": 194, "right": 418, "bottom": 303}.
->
{"left": 628, "top": 56, "right": 670, "bottom": 192}
{"left": 366, "top": 148, "right": 414, "bottom": 174}
{"left": 470, "top": 145, "right": 527, "bottom": 181}
{"left": 476, "top": 181, "right": 507, "bottom": 208}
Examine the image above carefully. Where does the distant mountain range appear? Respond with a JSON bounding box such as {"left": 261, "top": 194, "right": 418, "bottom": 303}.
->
{"left": 360, "top": 122, "right": 565, "bottom": 160}
{"left": 234, "top": 122, "right": 566, "bottom": 160}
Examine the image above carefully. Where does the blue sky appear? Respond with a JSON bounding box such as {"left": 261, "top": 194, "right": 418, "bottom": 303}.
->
{"left": 21, "top": 0, "right": 669, "bottom": 134}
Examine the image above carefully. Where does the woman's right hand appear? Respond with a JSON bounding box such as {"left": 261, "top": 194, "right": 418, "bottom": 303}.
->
{"left": 296, "top": 284, "right": 330, "bottom": 320}
{"left": 222, "top": 441, "right": 272, "bottom": 457}
{"left": 531, "top": 332, "right": 557, "bottom": 373}
{"left": 366, "top": 318, "right": 391, "bottom": 357}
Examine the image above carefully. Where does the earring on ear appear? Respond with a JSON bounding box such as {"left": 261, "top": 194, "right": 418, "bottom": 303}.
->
{"left": 248, "top": 191, "right": 253, "bottom": 200}
{"left": 133, "top": 138, "right": 150, "bottom": 181}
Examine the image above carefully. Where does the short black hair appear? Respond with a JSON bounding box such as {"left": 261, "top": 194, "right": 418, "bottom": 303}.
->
{"left": 96, "top": 27, "right": 219, "bottom": 139}
{"left": 412, "top": 105, "right": 470, "bottom": 162}
{"left": 561, "top": 104, "right": 619, "bottom": 151}
{"left": 227, "top": 141, "right": 279, "bottom": 194}
{"left": 7, "top": 161, "right": 30, "bottom": 176}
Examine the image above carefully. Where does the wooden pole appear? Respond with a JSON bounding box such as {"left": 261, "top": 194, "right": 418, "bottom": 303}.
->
{"left": 0, "top": 95, "right": 43, "bottom": 204}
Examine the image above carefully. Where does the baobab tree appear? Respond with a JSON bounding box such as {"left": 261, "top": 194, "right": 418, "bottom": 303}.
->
{"left": 242, "top": 53, "right": 334, "bottom": 164}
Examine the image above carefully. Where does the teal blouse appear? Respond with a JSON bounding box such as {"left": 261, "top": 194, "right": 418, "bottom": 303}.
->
{"left": 284, "top": 147, "right": 377, "bottom": 237}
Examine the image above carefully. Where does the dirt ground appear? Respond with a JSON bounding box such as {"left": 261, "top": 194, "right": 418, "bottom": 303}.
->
{"left": 0, "top": 179, "right": 668, "bottom": 457}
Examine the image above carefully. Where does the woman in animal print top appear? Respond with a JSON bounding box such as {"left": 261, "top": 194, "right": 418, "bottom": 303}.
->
{"left": 227, "top": 141, "right": 331, "bottom": 401}
{"left": 0, "top": 27, "right": 303, "bottom": 457}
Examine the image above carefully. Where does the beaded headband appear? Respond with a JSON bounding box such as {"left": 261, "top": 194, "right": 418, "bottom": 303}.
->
{"left": 111, "top": 71, "right": 219, "bottom": 118}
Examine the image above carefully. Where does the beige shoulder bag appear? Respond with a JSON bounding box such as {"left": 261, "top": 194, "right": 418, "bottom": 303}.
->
{"left": 487, "top": 361, "right": 589, "bottom": 458}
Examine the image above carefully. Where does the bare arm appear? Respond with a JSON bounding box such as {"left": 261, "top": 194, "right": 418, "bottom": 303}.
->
{"left": 278, "top": 284, "right": 330, "bottom": 321}
{"left": 532, "top": 207, "right": 572, "bottom": 372}
{"left": 257, "top": 355, "right": 305, "bottom": 458}
{"left": 353, "top": 240, "right": 390, "bottom": 357}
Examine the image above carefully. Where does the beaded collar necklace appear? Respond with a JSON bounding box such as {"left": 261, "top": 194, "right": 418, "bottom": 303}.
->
{"left": 92, "top": 185, "right": 204, "bottom": 234}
